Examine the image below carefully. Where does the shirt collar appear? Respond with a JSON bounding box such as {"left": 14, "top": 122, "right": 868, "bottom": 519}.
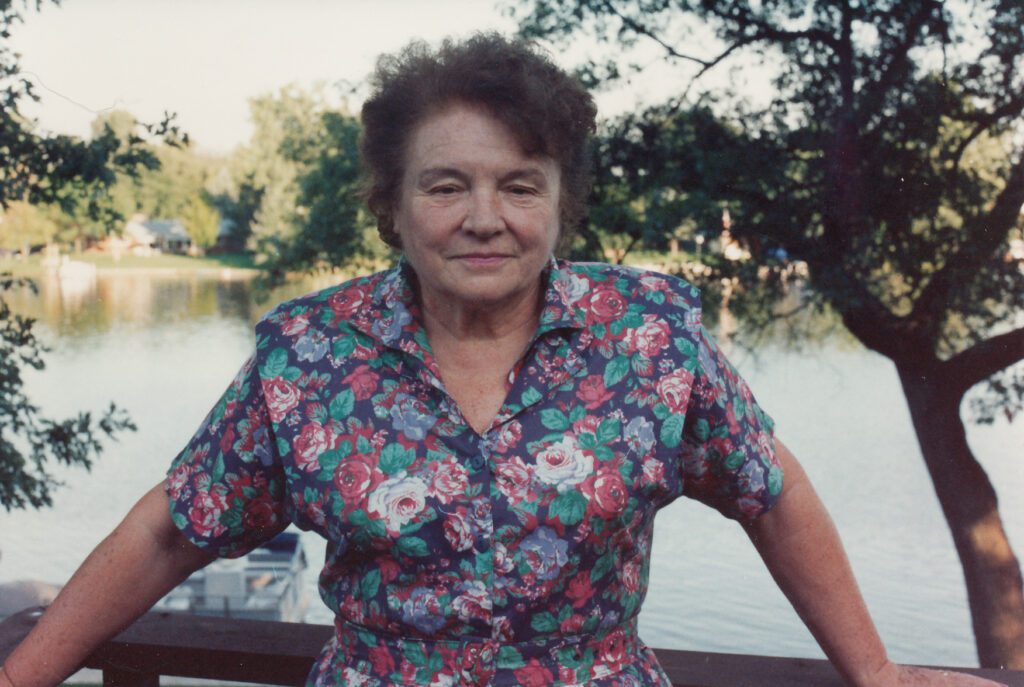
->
{"left": 352, "top": 255, "right": 587, "bottom": 354}
{"left": 536, "top": 255, "right": 588, "bottom": 335}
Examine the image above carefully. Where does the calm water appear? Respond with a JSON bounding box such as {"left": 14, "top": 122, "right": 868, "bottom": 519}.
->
{"left": 1, "top": 269, "right": 1021, "bottom": 669}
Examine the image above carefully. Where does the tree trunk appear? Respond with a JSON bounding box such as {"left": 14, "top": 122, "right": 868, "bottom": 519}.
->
{"left": 897, "top": 364, "right": 1024, "bottom": 669}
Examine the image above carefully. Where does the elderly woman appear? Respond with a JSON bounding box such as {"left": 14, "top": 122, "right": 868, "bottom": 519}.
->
{"left": 0, "top": 34, "right": 1005, "bottom": 687}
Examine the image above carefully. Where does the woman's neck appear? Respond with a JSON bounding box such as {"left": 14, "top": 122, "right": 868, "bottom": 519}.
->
{"left": 418, "top": 280, "right": 544, "bottom": 346}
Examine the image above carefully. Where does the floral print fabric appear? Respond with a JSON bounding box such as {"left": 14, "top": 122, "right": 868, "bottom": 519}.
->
{"left": 166, "top": 259, "right": 783, "bottom": 686}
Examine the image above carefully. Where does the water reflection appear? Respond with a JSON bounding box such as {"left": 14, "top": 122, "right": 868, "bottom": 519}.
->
{"left": 7, "top": 271, "right": 333, "bottom": 343}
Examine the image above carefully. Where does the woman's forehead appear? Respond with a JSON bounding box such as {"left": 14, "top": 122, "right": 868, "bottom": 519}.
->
{"left": 404, "top": 103, "right": 557, "bottom": 178}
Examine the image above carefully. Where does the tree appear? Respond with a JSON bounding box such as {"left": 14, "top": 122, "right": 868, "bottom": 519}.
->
{"left": 0, "top": 200, "right": 57, "bottom": 251}
{"left": 0, "top": 1, "right": 176, "bottom": 510}
{"left": 181, "top": 194, "right": 220, "bottom": 251}
{"left": 228, "top": 85, "right": 329, "bottom": 267}
{"left": 513, "top": 0, "right": 1024, "bottom": 669}
{"left": 221, "top": 86, "right": 383, "bottom": 281}
{"left": 279, "top": 110, "right": 388, "bottom": 280}
{"left": 94, "top": 110, "right": 220, "bottom": 228}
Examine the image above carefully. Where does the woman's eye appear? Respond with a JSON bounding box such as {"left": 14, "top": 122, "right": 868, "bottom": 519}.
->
{"left": 508, "top": 186, "right": 537, "bottom": 196}
{"left": 430, "top": 185, "right": 460, "bottom": 195}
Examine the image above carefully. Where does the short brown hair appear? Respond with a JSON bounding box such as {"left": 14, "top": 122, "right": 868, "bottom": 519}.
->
{"left": 360, "top": 33, "right": 597, "bottom": 248}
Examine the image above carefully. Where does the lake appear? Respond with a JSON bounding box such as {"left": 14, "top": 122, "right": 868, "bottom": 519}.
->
{"left": 1, "top": 268, "right": 1021, "bottom": 670}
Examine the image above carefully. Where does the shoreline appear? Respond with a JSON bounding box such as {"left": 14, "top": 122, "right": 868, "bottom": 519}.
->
{"left": 0, "top": 254, "right": 263, "bottom": 279}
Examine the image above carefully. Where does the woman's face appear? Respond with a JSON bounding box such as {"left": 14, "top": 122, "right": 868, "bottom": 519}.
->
{"left": 393, "top": 103, "right": 561, "bottom": 314}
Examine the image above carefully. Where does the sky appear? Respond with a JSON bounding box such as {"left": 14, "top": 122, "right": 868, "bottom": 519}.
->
{"left": 10, "top": 0, "right": 768, "bottom": 155}
{"left": 10, "top": 0, "right": 523, "bottom": 153}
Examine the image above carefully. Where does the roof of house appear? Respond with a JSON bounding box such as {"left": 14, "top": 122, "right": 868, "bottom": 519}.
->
{"left": 124, "top": 214, "right": 191, "bottom": 244}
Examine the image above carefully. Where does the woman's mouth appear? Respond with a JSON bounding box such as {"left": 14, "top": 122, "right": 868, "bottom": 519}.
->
{"left": 453, "top": 254, "right": 511, "bottom": 267}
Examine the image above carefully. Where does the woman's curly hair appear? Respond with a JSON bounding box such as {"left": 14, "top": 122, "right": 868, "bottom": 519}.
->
{"left": 359, "top": 33, "right": 597, "bottom": 249}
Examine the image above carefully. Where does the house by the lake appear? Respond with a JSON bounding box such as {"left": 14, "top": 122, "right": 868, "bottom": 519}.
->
{"left": 123, "top": 214, "right": 192, "bottom": 255}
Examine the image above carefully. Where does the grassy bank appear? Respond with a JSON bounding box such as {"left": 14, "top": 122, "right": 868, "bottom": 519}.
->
{"left": 0, "top": 253, "right": 260, "bottom": 277}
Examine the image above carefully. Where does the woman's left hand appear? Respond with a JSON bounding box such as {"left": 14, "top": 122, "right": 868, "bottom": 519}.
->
{"left": 868, "top": 662, "right": 1008, "bottom": 686}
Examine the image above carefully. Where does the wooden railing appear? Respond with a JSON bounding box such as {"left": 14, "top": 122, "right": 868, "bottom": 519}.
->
{"left": 1, "top": 608, "right": 1021, "bottom": 686}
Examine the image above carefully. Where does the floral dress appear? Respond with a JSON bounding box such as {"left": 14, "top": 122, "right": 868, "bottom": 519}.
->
{"left": 166, "top": 259, "right": 783, "bottom": 686}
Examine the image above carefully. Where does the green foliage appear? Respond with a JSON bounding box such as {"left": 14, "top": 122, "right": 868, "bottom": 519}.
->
{"left": 0, "top": 11, "right": 184, "bottom": 213}
{"left": 219, "top": 85, "right": 387, "bottom": 283}
{"left": 0, "top": 275, "right": 135, "bottom": 510}
{"left": 181, "top": 195, "right": 220, "bottom": 249}
{"left": 0, "top": 201, "right": 58, "bottom": 250}
{"left": 95, "top": 111, "right": 221, "bottom": 235}
{"left": 0, "top": 2, "right": 155, "bottom": 510}
{"left": 228, "top": 86, "right": 329, "bottom": 264}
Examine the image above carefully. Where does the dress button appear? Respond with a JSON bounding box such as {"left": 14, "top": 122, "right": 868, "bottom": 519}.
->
{"left": 469, "top": 454, "right": 485, "bottom": 470}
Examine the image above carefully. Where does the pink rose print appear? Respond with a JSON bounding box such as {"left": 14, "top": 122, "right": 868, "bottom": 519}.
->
{"left": 429, "top": 457, "right": 469, "bottom": 504}
{"left": 327, "top": 287, "right": 368, "bottom": 320}
{"left": 494, "top": 456, "right": 536, "bottom": 505}
{"left": 623, "top": 558, "right": 641, "bottom": 593}
{"left": 656, "top": 367, "right": 694, "bottom": 413}
{"left": 535, "top": 436, "right": 593, "bottom": 492}
{"left": 188, "top": 490, "right": 228, "bottom": 538}
{"left": 342, "top": 364, "right": 380, "bottom": 401}
{"left": 294, "top": 421, "right": 332, "bottom": 472}
{"left": 599, "top": 626, "right": 629, "bottom": 673}
{"left": 452, "top": 580, "right": 491, "bottom": 622}
{"left": 560, "top": 614, "right": 585, "bottom": 633}
{"left": 576, "top": 374, "right": 614, "bottom": 409}
{"left": 368, "top": 645, "right": 396, "bottom": 675}
{"left": 572, "top": 414, "right": 600, "bottom": 436}
{"left": 263, "top": 377, "right": 300, "bottom": 423}
{"left": 218, "top": 424, "right": 237, "bottom": 455}
{"left": 581, "top": 284, "right": 628, "bottom": 324}
{"left": 587, "top": 468, "right": 628, "bottom": 518}
{"left": 492, "top": 541, "right": 516, "bottom": 574}
{"left": 242, "top": 493, "right": 278, "bottom": 531}
{"left": 624, "top": 315, "right": 671, "bottom": 357}
{"left": 495, "top": 420, "right": 523, "bottom": 451}
{"left": 566, "top": 572, "right": 595, "bottom": 608}
{"left": 333, "top": 457, "right": 377, "bottom": 503}
{"left": 443, "top": 507, "right": 474, "bottom": 551}
{"left": 167, "top": 464, "right": 190, "bottom": 499}
{"left": 280, "top": 312, "right": 310, "bottom": 337}
{"left": 641, "top": 457, "right": 664, "bottom": 486}
{"left": 514, "top": 659, "right": 554, "bottom": 687}
{"left": 639, "top": 274, "right": 670, "bottom": 293}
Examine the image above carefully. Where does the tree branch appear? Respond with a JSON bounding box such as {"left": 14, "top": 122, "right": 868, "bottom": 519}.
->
{"left": 598, "top": 0, "right": 712, "bottom": 66}
{"left": 942, "top": 326, "right": 1024, "bottom": 398}
{"left": 600, "top": 0, "right": 837, "bottom": 91}
{"left": 860, "top": 1, "right": 944, "bottom": 118}
{"left": 911, "top": 155, "right": 1024, "bottom": 332}
{"left": 701, "top": 5, "right": 840, "bottom": 52}
{"left": 948, "top": 97, "right": 1024, "bottom": 177}
{"left": 806, "top": 255, "right": 921, "bottom": 361}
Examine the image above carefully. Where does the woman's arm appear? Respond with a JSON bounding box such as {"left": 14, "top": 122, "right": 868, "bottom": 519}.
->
{"left": 745, "top": 439, "right": 1006, "bottom": 687}
{"left": 0, "top": 481, "right": 215, "bottom": 687}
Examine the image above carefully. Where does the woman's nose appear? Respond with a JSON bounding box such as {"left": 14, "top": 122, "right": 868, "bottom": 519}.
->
{"left": 462, "top": 189, "right": 505, "bottom": 237}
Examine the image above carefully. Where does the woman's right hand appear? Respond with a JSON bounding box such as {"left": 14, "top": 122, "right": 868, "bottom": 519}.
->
{"left": 0, "top": 482, "right": 213, "bottom": 687}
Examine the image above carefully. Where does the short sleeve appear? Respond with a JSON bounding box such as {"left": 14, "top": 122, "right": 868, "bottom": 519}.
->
{"left": 165, "top": 355, "right": 290, "bottom": 558}
{"left": 679, "top": 323, "right": 784, "bottom": 520}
